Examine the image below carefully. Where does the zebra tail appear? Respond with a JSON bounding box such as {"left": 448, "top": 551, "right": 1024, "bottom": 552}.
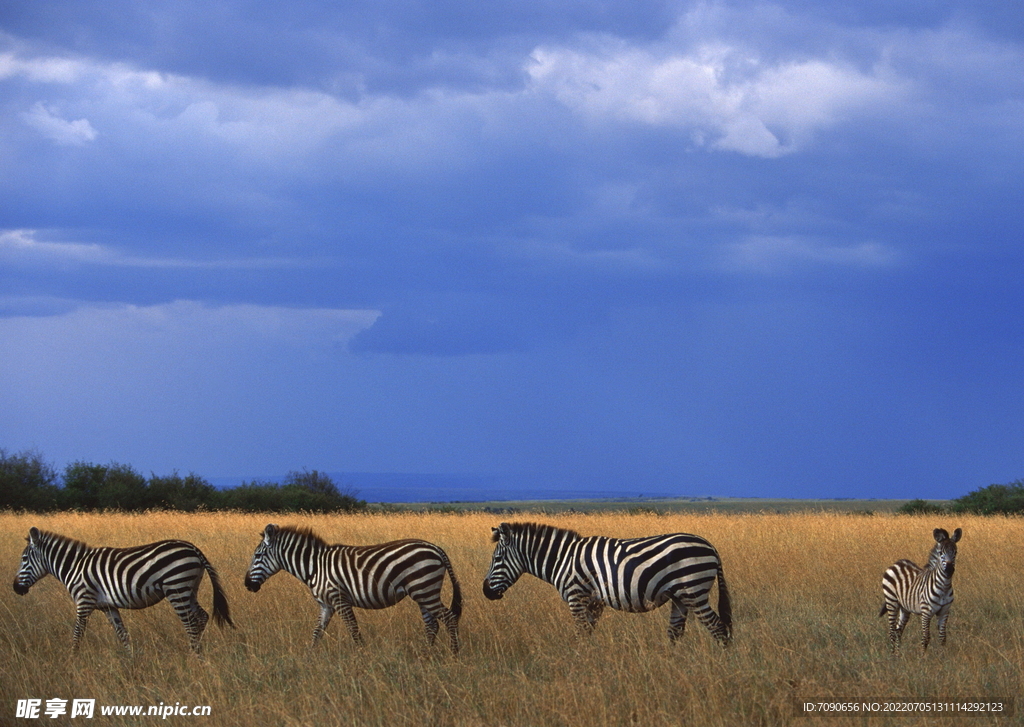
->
{"left": 201, "top": 555, "right": 236, "bottom": 629}
{"left": 716, "top": 562, "right": 732, "bottom": 638}
{"left": 444, "top": 553, "right": 463, "bottom": 620}
{"left": 878, "top": 603, "right": 888, "bottom": 618}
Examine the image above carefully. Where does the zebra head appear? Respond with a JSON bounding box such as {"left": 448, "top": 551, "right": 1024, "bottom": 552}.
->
{"left": 244, "top": 524, "right": 284, "bottom": 592}
{"left": 13, "top": 527, "right": 48, "bottom": 596}
{"left": 931, "top": 527, "right": 962, "bottom": 577}
{"left": 482, "top": 523, "right": 527, "bottom": 600}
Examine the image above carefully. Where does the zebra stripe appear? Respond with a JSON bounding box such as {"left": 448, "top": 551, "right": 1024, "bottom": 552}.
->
{"left": 12, "top": 527, "right": 234, "bottom": 654}
{"left": 482, "top": 522, "right": 732, "bottom": 645}
{"left": 879, "top": 527, "right": 962, "bottom": 652}
{"left": 244, "top": 524, "right": 462, "bottom": 653}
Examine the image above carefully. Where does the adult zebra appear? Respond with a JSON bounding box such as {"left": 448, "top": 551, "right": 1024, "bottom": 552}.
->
{"left": 879, "top": 527, "right": 962, "bottom": 652}
{"left": 12, "top": 527, "right": 234, "bottom": 654}
{"left": 244, "top": 524, "right": 462, "bottom": 654}
{"left": 483, "top": 522, "right": 732, "bottom": 645}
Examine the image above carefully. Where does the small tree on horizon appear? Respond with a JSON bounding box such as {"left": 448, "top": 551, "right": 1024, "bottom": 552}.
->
{"left": 284, "top": 468, "right": 342, "bottom": 495}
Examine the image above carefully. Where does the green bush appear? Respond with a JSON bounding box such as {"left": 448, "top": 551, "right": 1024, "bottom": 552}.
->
{"left": 950, "top": 480, "right": 1024, "bottom": 515}
{"left": 0, "top": 449, "right": 61, "bottom": 511}
{"left": 217, "top": 470, "right": 366, "bottom": 513}
{"left": 61, "top": 461, "right": 149, "bottom": 511}
{"left": 896, "top": 498, "right": 947, "bottom": 515}
{"left": 147, "top": 472, "right": 217, "bottom": 511}
{"left": 2, "top": 450, "right": 366, "bottom": 513}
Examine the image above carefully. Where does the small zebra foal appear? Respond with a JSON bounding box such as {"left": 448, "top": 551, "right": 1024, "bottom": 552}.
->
{"left": 244, "top": 524, "right": 462, "bottom": 654}
{"left": 879, "top": 527, "right": 962, "bottom": 652}
{"left": 13, "top": 527, "right": 234, "bottom": 654}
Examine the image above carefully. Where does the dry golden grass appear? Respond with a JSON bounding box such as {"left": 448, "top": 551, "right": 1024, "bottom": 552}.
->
{"left": 1, "top": 510, "right": 1021, "bottom": 726}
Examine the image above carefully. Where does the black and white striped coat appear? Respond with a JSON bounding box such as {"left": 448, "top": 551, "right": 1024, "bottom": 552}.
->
{"left": 482, "top": 522, "right": 732, "bottom": 644}
{"left": 244, "top": 524, "right": 462, "bottom": 653}
{"left": 880, "top": 527, "right": 962, "bottom": 652}
{"left": 12, "top": 527, "right": 233, "bottom": 653}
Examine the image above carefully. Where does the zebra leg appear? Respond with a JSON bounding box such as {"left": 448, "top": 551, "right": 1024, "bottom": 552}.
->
{"left": 415, "top": 591, "right": 461, "bottom": 654}
{"left": 418, "top": 605, "right": 440, "bottom": 646}
{"left": 883, "top": 604, "right": 900, "bottom": 652}
{"left": 567, "top": 594, "right": 602, "bottom": 635}
{"left": 417, "top": 601, "right": 460, "bottom": 655}
{"left": 168, "top": 591, "right": 209, "bottom": 653}
{"left": 692, "top": 599, "right": 730, "bottom": 646}
{"left": 439, "top": 608, "right": 460, "bottom": 655}
{"left": 920, "top": 608, "right": 933, "bottom": 650}
{"left": 311, "top": 602, "right": 334, "bottom": 647}
{"left": 333, "top": 601, "right": 364, "bottom": 646}
{"left": 667, "top": 600, "right": 688, "bottom": 643}
{"left": 72, "top": 603, "right": 95, "bottom": 653}
{"left": 101, "top": 608, "right": 132, "bottom": 653}
{"left": 891, "top": 607, "right": 910, "bottom": 653}
{"left": 936, "top": 609, "right": 950, "bottom": 646}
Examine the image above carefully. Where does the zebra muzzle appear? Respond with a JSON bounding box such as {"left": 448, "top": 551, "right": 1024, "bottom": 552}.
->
{"left": 13, "top": 580, "right": 29, "bottom": 595}
{"left": 244, "top": 577, "right": 262, "bottom": 593}
{"left": 482, "top": 581, "right": 504, "bottom": 600}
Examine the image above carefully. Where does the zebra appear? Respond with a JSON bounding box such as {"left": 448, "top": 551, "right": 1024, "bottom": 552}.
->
{"left": 482, "top": 522, "right": 732, "bottom": 645}
{"left": 12, "top": 527, "right": 234, "bottom": 654}
{"left": 243, "top": 524, "right": 462, "bottom": 654}
{"left": 879, "top": 527, "right": 962, "bottom": 652}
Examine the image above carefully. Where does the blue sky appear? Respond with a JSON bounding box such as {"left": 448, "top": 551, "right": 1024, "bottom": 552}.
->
{"left": 2, "top": 0, "right": 1022, "bottom": 499}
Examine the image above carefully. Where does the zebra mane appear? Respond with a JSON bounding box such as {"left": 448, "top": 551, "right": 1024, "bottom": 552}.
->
{"left": 495, "top": 522, "right": 581, "bottom": 543}
{"left": 277, "top": 525, "right": 328, "bottom": 548}
{"left": 32, "top": 529, "right": 88, "bottom": 550}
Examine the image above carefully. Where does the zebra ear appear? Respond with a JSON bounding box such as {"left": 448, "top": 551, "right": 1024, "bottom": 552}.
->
{"left": 491, "top": 527, "right": 501, "bottom": 543}
{"left": 264, "top": 524, "right": 278, "bottom": 538}
{"left": 951, "top": 527, "right": 962, "bottom": 542}
{"left": 933, "top": 528, "right": 949, "bottom": 542}
{"left": 28, "top": 527, "right": 40, "bottom": 543}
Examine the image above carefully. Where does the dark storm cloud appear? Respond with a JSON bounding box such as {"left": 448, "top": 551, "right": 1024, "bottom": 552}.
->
{"left": 0, "top": 0, "right": 677, "bottom": 95}
{"left": 2, "top": 0, "right": 1023, "bottom": 495}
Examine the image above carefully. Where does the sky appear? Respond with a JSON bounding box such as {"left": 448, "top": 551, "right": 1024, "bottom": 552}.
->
{"left": 2, "top": 0, "right": 1023, "bottom": 500}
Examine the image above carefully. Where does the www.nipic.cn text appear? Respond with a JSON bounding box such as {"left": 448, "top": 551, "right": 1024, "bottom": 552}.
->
{"left": 16, "top": 698, "right": 211, "bottom": 719}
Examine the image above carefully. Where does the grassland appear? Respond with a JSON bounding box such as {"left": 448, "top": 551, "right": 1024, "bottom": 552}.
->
{"left": 1, "top": 509, "right": 1021, "bottom": 726}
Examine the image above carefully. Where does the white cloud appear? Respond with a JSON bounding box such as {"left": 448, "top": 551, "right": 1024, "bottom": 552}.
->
{"left": 526, "top": 42, "right": 902, "bottom": 157}
{"left": 0, "top": 51, "right": 88, "bottom": 83}
{"left": 0, "top": 229, "right": 309, "bottom": 270}
{"left": 22, "top": 101, "right": 98, "bottom": 145}
{"left": 0, "top": 228, "right": 109, "bottom": 262}
{"left": 1, "top": 45, "right": 493, "bottom": 183}
{"left": 720, "top": 235, "right": 901, "bottom": 272}
{"left": 3, "top": 29, "right": 906, "bottom": 170}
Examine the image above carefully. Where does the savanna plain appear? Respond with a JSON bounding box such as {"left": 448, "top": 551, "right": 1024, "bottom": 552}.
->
{"left": 1, "top": 510, "right": 1021, "bottom": 726}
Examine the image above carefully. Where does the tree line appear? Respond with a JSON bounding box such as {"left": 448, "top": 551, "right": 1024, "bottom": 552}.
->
{"left": 4, "top": 447, "right": 1022, "bottom": 514}
{"left": 0, "top": 449, "right": 366, "bottom": 513}
{"left": 897, "top": 481, "right": 1024, "bottom": 516}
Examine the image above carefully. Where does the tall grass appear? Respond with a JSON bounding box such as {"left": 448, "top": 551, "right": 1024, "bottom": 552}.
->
{"left": 1, "top": 510, "right": 1020, "bottom": 726}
